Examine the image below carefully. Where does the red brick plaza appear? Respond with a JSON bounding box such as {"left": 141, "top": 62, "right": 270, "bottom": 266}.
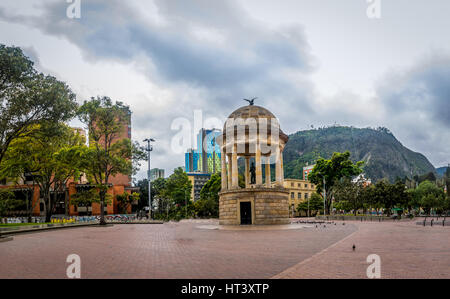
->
{"left": 0, "top": 220, "right": 449, "bottom": 279}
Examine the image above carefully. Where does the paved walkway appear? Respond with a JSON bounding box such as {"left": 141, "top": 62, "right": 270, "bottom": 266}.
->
{"left": 1, "top": 220, "right": 448, "bottom": 278}
{"left": 0, "top": 220, "right": 355, "bottom": 279}
{"left": 274, "top": 221, "right": 450, "bottom": 279}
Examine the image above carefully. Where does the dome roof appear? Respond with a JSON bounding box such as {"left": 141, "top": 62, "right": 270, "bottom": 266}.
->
{"left": 227, "top": 105, "right": 276, "bottom": 120}
{"left": 222, "top": 104, "right": 289, "bottom": 144}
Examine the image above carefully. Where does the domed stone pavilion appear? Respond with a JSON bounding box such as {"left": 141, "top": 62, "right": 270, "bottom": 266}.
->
{"left": 217, "top": 102, "right": 290, "bottom": 225}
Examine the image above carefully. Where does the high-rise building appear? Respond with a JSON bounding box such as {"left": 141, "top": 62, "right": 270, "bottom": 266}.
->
{"left": 187, "top": 172, "right": 211, "bottom": 201}
{"left": 303, "top": 163, "right": 315, "bottom": 180}
{"left": 185, "top": 148, "right": 201, "bottom": 172}
{"left": 185, "top": 128, "right": 222, "bottom": 174}
{"left": 102, "top": 107, "right": 132, "bottom": 187}
{"left": 150, "top": 168, "right": 165, "bottom": 182}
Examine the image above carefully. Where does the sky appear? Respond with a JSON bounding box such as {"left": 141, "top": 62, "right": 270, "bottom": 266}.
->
{"left": 0, "top": 0, "right": 449, "bottom": 181}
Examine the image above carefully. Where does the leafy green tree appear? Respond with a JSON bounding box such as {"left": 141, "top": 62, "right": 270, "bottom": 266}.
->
{"left": 333, "top": 178, "right": 365, "bottom": 215}
{"left": 116, "top": 192, "right": 140, "bottom": 214}
{"left": 308, "top": 151, "right": 363, "bottom": 214}
{"left": 70, "top": 188, "right": 109, "bottom": 210}
{"left": 412, "top": 180, "right": 446, "bottom": 214}
{"left": 0, "top": 44, "right": 77, "bottom": 166}
{"left": 297, "top": 192, "right": 323, "bottom": 216}
{"left": 445, "top": 167, "right": 450, "bottom": 200}
{"left": 1, "top": 123, "right": 86, "bottom": 221}
{"left": 136, "top": 177, "right": 167, "bottom": 211}
{"left": 78, "top": 96, "right": 146, "bottom": 225}
{"left": 195, "top": 173, "right": 221, "bottom": 217}
{"left": 370, "top": 180, "right": 412, "bottom": 215}
{"left": 0, "top": 189, "right": 23, "bottom": 217}
{"left": 163, "top": 167, "right": 192, "bottom": 205}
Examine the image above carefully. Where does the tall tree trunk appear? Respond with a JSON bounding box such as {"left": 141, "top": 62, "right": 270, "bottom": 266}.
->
{"left": 99, "top": 190, "right": 106, "bottom": 225}
{"left": 26, "top": 190, "right": 33, "bottom": 223}
{"left": 45, "top": 193, "right": 51, "bottom": 222}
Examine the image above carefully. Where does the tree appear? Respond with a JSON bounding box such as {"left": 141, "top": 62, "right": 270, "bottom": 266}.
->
{"left": 0, "top": 188, "right": 22, "bottom": 217}
{"left": 308, "top": 151, "right": 363, "bottom": 214}
{"left": 297, "top": 192, "right": 323, "bottom": 217}
{"left": 151, "top": 177, "right": 167, "bottom": 213}
{"left": 369, "top": 179, "right": 411, "bottom": 216}
{"left": 1, "top": 122, "right": 86, "bottom": 222}
{"left": 445, "top": 166, "right": 450, "bottom": 200}
{"left": 136, "top": 178, "right": 167, "bottom": 211}
{"left": 418, "top": 172, "right": 437, "bottom": 184}
{"left": 163, "top": 168, "right": 192, "bottom": 206}
{"left": 78, "top": 96, "right": 146, "bottom": 225}
{"left": 116, "top": 192, "right": 140, "bottom": 214}
{"left": 0, "top": 144, "right": 39, "bottom": 222}
{"left": 333, "top": 178, "right": 365, "bottom": 215}
{"left": 195, "top": 173, "right": 221, "bottom": 217}
{"left": 70, "top": 188, "right": 108, "bottom": 211}
{"left": 0, "top": 44, "right": 77, "bottom": 166}
{"left": 412, "top": 180, "right": 446, "bottom": 215}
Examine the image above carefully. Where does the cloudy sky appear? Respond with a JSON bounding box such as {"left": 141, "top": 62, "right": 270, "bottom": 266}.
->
{"left": 1, "top": 0, "right": 449, "bottom": 180}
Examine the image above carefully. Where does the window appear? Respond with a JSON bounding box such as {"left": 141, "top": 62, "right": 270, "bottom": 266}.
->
{"left": 298, "top": 193, "right": 302, "bottom": 199}
{"left": 291, "top": 192, "right": 294, "bottom": 199}
{"left": 305, "top": 193, "right": 309, "bottom": 199}
{"left": 305, "top": 184, "right": 308, "bottom": 188}
{"left": 291, "top": 182, "right": 294, "bottom": 187}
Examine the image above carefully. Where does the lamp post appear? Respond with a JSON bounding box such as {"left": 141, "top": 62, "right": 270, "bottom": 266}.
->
{"left": 185, "top": 188, "right": 189, "bottom": 219}
{"left": 307, "top": 196, "right": 310, "bottom": 218}
{"left": 144, "top": 138, "right": 155, "bottom": 219}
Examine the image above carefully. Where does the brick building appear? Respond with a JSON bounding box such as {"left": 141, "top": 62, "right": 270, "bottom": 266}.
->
{"left": 0, "top": 109, "right": 138, "bottom": 217}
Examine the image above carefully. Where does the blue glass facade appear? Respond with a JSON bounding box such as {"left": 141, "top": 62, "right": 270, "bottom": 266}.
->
{"left": 185, "top": 129, "right": 222, "bottom": 173}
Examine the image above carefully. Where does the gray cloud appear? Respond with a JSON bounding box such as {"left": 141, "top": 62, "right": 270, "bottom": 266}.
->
{"left": 378, "top": 53, "right": 450, "bottom": 127}
{"left": 0, "top": 0, "right": 316, "bottom": 160}
{"left": 375, "top": 53, "right": 450, "bottom": 167}
{"left": 1, "top": 0, "right": 450, "bottom": 175}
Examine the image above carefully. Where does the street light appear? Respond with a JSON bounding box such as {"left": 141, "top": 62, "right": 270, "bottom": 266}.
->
{"left": 307, "top": 196, "right": 310, "bottom": 218}
{"left": 318, "top": 171, "right": 326, "bottom": 216}
{"left": 144, "top": 138, "right": 155, "bottom": 219}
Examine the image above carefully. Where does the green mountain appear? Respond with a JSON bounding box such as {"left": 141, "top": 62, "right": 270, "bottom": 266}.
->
{"left": 283, "top": 126, "right": 436, "bottom": 182}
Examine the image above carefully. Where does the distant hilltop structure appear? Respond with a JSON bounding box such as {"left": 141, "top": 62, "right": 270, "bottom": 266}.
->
{"left": 303, "top": 163, "right": 315, "bottom": 180}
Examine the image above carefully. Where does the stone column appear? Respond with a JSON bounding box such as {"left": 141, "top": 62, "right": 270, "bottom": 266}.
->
{"left": 275, "top": 146, "right": 283, "bottom": 186}
{"left": 231, "top": 145, "right": 239, "bottom": 188}
{"left": 244, "top": 156, "right": 250, "bottom": 188}
{"left": 280, "top": 149, "right": 284, "bottom": 182}
{"left": 227, "top": 154, "right": 232, "bottom": 189}
{"left": 265, "top": 159, "right": 271, "bottom": 187}
{"left": 255, "top": 143, "right": 263, "bottom": 185}
{"left": 221, "top": 152, "right": 227, "bottom": 190}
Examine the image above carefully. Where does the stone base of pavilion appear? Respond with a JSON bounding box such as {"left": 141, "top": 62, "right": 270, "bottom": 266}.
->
{"left": 219, "top": 187, "right": 290, "bottom": 225}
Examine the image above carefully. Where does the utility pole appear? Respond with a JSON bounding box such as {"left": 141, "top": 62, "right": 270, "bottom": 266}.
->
{"left": 144, "top": 138, "right": 155, "bottom": 219}
{"left": 185, "top": 189, "right": 188, "bottom": 219}
{"left": 307, "top": 197, "right": 310, "bottom": 218}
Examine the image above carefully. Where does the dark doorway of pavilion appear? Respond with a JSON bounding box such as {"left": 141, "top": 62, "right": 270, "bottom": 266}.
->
{"left": 240, "top": 202, "right": 252, "bottom": 225}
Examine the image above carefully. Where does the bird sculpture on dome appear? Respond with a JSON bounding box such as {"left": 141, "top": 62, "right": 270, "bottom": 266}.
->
{"left": 243, "top": 97, "right": 257, "bottom": 106}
